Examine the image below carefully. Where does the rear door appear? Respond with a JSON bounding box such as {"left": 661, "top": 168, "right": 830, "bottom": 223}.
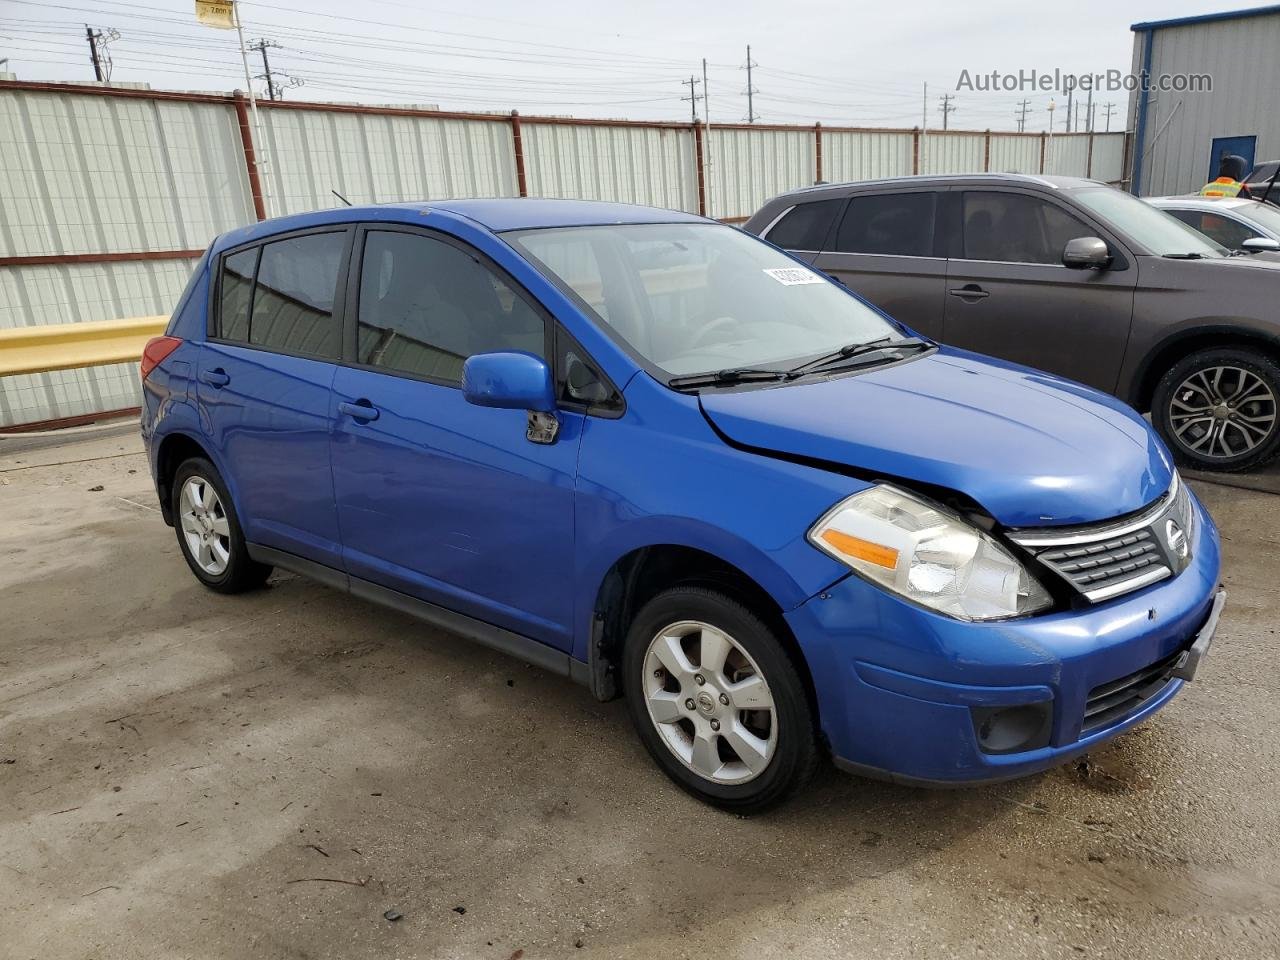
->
{"left": 197, "top": 228, "right": 351, "bottom": 567}
{"left": 942, "top": 189, "right": 1137, "bottom": 392}
{"left": 810, "top": 189, "right": 946, "bottom": 338}
{"left": 328, "top": 225, "right": 581, "bottom": 650}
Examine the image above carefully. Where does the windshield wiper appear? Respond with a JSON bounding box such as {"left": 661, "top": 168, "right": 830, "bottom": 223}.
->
{"left": 1163, "top": 252, "right": 1205, "bottom": 259}
{"left": 787, "top": 336, "right": 931, "bottom": 376}
{"left": 667, "top": 367, "right": 794, "bottom": 389}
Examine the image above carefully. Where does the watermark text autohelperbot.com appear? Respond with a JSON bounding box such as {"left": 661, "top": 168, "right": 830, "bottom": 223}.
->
{"left": 956, "top": 69, "right": 1212, "bottom": 94}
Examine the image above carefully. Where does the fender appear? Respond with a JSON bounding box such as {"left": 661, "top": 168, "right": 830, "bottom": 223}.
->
{"left": 1125, "top": 319, "right": 1280, "bottom": 408}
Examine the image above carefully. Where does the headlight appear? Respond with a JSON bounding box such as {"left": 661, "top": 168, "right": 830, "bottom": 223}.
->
{"left": 809, "top": 485, "right": 1053, "bottom": 621}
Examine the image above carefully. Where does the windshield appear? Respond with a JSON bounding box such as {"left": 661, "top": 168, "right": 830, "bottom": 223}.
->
{"left": 1071, "top": 186, "right": 1228, "bottom": 258}
{"left": 507, "top": 223, "right": 904, "bottom": 377}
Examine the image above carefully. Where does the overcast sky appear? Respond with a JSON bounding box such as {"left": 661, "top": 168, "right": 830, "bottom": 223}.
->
{"left": 3, "top": 0, "right": 1268, "bottom": 130}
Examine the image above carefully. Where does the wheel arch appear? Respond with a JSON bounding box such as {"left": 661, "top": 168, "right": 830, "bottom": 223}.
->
{"left": 1129, "top": 323, "right": 1280, "bottom": 412}
{"left": 154, "top": 430, "right": 219, "bottom": 526}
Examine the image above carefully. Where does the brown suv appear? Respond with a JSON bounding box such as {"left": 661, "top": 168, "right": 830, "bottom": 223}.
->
{"left": 744, "top": 174, "right": 1280, "bottom": 472}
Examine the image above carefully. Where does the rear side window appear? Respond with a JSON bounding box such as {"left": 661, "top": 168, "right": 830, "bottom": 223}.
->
{"left": 249, "top": 233, "right": 346, "bottom": 358}
{"left": 218, "top": 248, "right": 256, "bottom": 342}
{"left": 961, "top": 191, "right": 1092, "bottom": 264}
{"left": 833, "top": 193, "right": 936, "bottom": 257}
{"left": 356, "top": 230, "right": 545, "bottom": 384}
{"left": 765, "top": 199, "right": 842, "bottom": 250}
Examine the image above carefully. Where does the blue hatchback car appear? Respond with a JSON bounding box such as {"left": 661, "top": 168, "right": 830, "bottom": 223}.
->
{"left": 141, "top": 199, "right": 1224, "bottom": 811}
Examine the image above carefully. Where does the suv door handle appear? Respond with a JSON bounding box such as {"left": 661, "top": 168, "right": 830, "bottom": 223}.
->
{"left": 338, "top": 400, "right": 380, "bottom": 422}
{"left": 948, "top": 284, "right": 989, "bottom": 301}
{"left": 199, "top": 368, "right": 230, "bottom": 387}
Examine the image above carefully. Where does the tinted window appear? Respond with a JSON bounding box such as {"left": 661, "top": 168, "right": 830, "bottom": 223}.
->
{"left": 766, "top": 199, "right": 842, "bottom": 250}
{"left": 962, "top": 192, "right": 1092, "bottom": 264}
{"left": 1167, "top": 209, "right": 1257, "bottom": 249}
{"left": 219, "top": 248, "right": 256, "bottom": 342}
{"left": 249, "top": 233, "right": 346, "bottom": 358}
{"left": 833, "top": 193, "right": 936, "bottom": 257}
{"left": 357, "top": 231, "right": 544, "bottom": 384}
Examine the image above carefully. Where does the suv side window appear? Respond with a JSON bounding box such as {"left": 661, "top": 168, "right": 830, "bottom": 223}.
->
{"left": 1167, "top": 209, "right": 1257, "bottom": 249}
{"left": 356, "top": 230, "right": 545, "bottom": 384}
{"left": 765, "top": 199, "right": 842, "bottom": 251}
{"left": 832, "top": 192, "right": 937, "bottom": 256}
{"left": 961, "top": 191, "right": 1093, "bottom": 265}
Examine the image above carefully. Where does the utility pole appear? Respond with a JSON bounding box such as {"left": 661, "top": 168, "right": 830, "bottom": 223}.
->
{"left": 1102, "top": 101, "right": 1116, "bottom": 132}
{"left": 85, "top": 24, "right": 105, "bottom": 81}
{"left": 1015, "top": 98, "right": 1031, "bottom": 133}
{"left": 1083, "top": 88, "right": 1092, "bottom": 132}
{"left": 249, "top": 38, "right": 282, "bottom": 100}
{"left": 1046, "top": 99, "right": 1056, "bottom": 172}
{"left": 1065, "top": 87, "right": 1073, "bottom": 133}
{"left": 920, "top": 81, "right": 928, "bottom": 173}
{"left": 938, "top": 93, "right": 956, "bottom": 131}
{"left": 742, "top": 44, "right": 759, "bottom": 123}
{"left": 703, "top": 57, "right": 714, "bottom": 219}
{"left": 681, "top": 75, "right": 702, "bottom": 124}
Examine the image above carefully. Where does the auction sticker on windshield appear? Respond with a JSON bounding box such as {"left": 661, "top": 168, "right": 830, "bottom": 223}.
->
{"left": 763, "top": 267, "right": 823, "bottom": 285}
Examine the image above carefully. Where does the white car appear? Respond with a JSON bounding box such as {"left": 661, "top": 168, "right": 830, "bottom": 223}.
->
{"left": 1147, "top": 195, "right": 1280, "bottom": 254}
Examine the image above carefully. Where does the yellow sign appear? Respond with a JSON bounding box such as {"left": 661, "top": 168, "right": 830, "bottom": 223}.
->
{"left": 194, "top": 0, "right": 236, "bottom": 29}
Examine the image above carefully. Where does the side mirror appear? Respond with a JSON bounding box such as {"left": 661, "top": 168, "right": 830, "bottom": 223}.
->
{"left": 462, "top": 352, "right": 556, "bottom": 413}
{"left": 1241, "top": 236, "right": 1280, "bottom": 253}
{"left": 1062, "top": 236, "right": 1112, "bottom": 270}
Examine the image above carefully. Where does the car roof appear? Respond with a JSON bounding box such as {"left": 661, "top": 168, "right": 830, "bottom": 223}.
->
{"left": 775, "top": 172, "right": 1101, "bottom": 203}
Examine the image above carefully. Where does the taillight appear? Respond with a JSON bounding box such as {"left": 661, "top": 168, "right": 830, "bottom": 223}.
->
{"left": 141, "top": 336, "right": 183, "bottom": 381}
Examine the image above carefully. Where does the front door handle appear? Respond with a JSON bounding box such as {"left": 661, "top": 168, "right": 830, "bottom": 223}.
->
{"left": 948, "top": 284, "right": 989, "bottom": 301}
{"left": 338, "top": 399, "right": 380, "bottom": 422}
{"left": 199, "top": 368, "right": 230, "bottom": 387}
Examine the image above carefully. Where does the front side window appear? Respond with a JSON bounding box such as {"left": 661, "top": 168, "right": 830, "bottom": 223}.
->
{"left": 961, "top": 192, "right": 1093, "bottom": 265}
{"left": 833, "top": 192, "right": 936, "bottom": 257}
{"left": 1166, "top": 209, "right": 1256, "bottom": 249}
{"left": 356, "top": 230, "right": 544, "bottom": 384}
{"left": 766, "top": 199, "right": 842, "bottom": 251}
{"left": 509, "top": 222, "right": 904, "bottom": 378}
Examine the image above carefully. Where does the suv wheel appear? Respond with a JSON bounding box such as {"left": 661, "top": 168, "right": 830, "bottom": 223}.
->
{"left": 1152, "top": 348, "right": 1280, "bottom": 472}
{"left": 172, "top": 457, "right": 271, "bottom": 593}
{"left": 622, "top": 587, "right": 819, "bottom": 812}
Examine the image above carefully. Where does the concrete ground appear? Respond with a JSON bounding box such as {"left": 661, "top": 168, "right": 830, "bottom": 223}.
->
{"left": 1, "top": 425, "right": 1278, "bottom": 960}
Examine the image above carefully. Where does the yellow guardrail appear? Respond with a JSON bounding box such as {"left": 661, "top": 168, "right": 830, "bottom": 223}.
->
{"left": 0, "top": 316, "right": 168, "bottom": 377}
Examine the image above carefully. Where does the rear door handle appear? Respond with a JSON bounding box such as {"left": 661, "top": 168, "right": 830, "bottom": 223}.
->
{"left": 199, "top": 368, "right": 230, "bottom": 387}
{"left": 948, "top": 284, "right": 989, "bottom": 301}
{"left": 338, "top": 400, "right": 380, "bottom": 422}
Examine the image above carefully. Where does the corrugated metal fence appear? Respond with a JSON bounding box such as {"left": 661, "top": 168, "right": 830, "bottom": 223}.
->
{"left": 0, "top": 80, "right": 1128, "bottom": 428}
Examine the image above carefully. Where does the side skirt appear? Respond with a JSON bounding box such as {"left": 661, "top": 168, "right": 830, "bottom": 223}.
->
{"left": 247, "top": 542, "right": 593, "bottom": 687}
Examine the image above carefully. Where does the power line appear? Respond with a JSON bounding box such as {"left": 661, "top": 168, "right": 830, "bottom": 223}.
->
{"left": 742, "top": 44, "right": 758, "bottom": 123}
{"left": 938, "top": 92, "right": 955, "bottom": 130}
{"left": 82, "top": 22, "right": 116, "bottom": 80}
{"left": 1015, "top": 98, "right": 1030, "bottom": 133}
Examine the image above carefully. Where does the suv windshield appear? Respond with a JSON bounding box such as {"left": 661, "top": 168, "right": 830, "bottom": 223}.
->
{"left": 1071, "top": 186, "right": 1228, "bottom": 258}
{"left": 507, "top": 223, "right": 905, "bottom": 377}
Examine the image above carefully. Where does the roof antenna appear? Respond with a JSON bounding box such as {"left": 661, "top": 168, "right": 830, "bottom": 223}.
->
{"left": 331, "top": 189, "right": 352, "bottom": 207}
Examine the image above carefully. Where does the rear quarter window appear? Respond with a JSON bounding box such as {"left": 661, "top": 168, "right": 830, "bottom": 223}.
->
{"left": 765, "top": 199, "right": 842, "bottom": 251}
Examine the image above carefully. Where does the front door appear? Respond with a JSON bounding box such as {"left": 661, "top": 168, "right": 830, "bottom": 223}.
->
{"left": 810, "top": 190, "right": 947, "bottom": 339}
{"left": 197, "top": 229, "right": 351, "bottom": 567}
{"left": 1209, "top": 135, "right": 1256, "bottom": 181}
{"left": 942, "top": 190, "right": 1137, "bottom": 392}
{"left": 329, "top": 226, "right": 580, "bottom": 651}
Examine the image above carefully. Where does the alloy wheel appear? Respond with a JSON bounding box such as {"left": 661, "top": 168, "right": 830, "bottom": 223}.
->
{"left": 179, "top": 475, "right": 232, "bottom": 576}
{"left": 1168, "top": 365, "right": 1278, "bottom": 460}
{"left": 642, "top": 620, "right": 778, "bottom": 785}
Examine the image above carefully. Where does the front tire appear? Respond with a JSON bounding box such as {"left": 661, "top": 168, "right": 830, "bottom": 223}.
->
{"left": 1152, "top": 347, "right": 1280, "bottom": 472}
{"left": 171, "top": 457, "right": 271, "bottom": 593}
{"left": 622, "top": 587, "right": 819, "bottom": 813}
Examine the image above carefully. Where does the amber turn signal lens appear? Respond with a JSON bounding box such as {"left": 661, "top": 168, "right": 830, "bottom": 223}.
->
{"left": 819, "top": 529, "right": 899, "bottom": 568}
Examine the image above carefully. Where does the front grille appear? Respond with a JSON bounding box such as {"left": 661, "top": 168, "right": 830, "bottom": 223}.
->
{"left": 1007, "top": 475, "right": 1193, "bottom": 604}
{"left": 1035, "top": 528, "right": 1168, "bottom": 596}
{"left": 1081, "top": 644, "right": 1185, "bottom": 735}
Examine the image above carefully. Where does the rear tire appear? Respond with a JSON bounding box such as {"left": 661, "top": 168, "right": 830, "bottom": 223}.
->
{"left": 171, "top": 457, "right": 271, "bottom": 594}
{"left": 622, "top": 586, "right": 819, "bottom": 813}
{"left": 1152, "top": 347, "right": 1280, "bottom": 472}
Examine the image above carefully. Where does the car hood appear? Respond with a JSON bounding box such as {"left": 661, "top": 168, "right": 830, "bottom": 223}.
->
{"left": 699, "top": 348, "right": 1174, "bottom": 528}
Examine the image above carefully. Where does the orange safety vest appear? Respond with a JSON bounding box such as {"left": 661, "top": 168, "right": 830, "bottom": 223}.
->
{"left": 1200, "top": 176, "right": 1244, "bottom": 198}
